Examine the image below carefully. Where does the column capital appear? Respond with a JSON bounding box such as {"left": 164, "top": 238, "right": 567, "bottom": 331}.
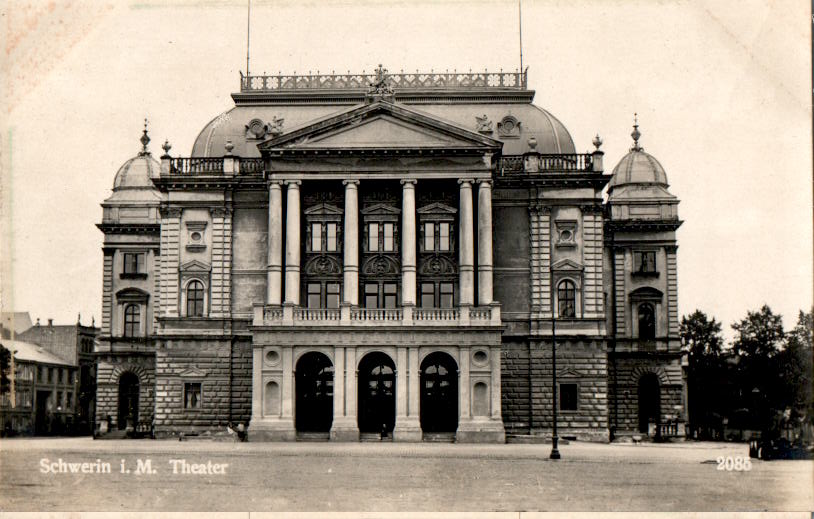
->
{"left": 477, "top": 178, "right": 492, "bottom": 187}
{"left": 285, "top": 179, "right": 301, "bottom": 187}
{"left": 458, "top": 178, "right": 475, "bottom": 186}
{"left": 400, "top": 179, "right": 417, "bottom": 186}
{"left": 343, "top": 179, "right": 360, "bottom": 186}
{"left": 268, "top": 180, "right": 284, "bottom": 187}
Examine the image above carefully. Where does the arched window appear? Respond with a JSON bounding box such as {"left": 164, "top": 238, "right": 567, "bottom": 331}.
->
{"left": 638, "top": 303, "right": 656, "bottom": 340}
{"left": 557, "top": 280, "right": 576, "bottom": 318}
{"left": 123, "top": 305, "right": 140, "bottom": 337}
{"left": 186, "top": 280, "right": 205, "bottom": 317}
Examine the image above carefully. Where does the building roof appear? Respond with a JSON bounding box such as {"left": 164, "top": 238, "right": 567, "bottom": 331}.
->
{"left": 0, "top": 312, "right": 33, "bottom": 336}
{"left": 190, "top": 68, "right": 576, "bottom": 158}
{"left": 112, "top": 122, "right": 162, "bottom": 191}
{"left": 0, "top": 340, "right": 75, "bottom": 367}
{"left": 608, "top": 123, "right": 672, "bottom": 195}
{"left": 16, "top": 323, "right": 95, "bottom": 366}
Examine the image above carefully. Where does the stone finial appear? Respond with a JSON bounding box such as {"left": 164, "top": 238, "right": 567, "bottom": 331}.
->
{"left": 527, "top": 136, "right": 538, "bottom": 151}
{"left": 161, "top": 139, "right": 172, "bottom": 159}
{"left": 225, "top": 140, "right": 235, "bottom": 155}
{"left": 139, "top": 118, "right": 151, "bottom": 155}
{"left": 77, "top": 313, "right": 81, "bottom": 325}
{"left": 631, "top": 113, "right": 642, "bottom": 151}
{"left": 593, "top": 134, "right": 603, "bottom": 150}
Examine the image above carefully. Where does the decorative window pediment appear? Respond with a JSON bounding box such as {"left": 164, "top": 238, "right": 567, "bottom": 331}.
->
{"left": 557, "top": 368, "right": 584, "bottom": 379}
{"left": 417, "top": 202, "right": 457, "bottom": 219}
{"left": 361, "top": 203, "right": 401, "bottom": 219}
{"left": 362, "top": 255, "right": 401, "bottom": 276}
{"left": 178, "top": 366, "right": 207, "bottom": 378}
{"left": 180, "top": 260, "right": 211, "bottom": 274}
{"left": 630, "top": 287, "right": 663, "bottom": 302}
{"left": 304, "top": 255, "right": 342, "bottom": 276}
{"left": 551, "top": 258, "right": 584, "bottom": 272}
{"left": 304, "top": 203, "right": 343, "bottom": 217}
{"left": 115, "top": 288, "right": 150, "bottom": 303}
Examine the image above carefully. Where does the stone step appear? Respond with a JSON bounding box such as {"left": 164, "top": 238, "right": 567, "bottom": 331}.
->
{"left": 422, "top": 432, "right": 456, "bottom": 443}
{"left": 360, "top": 432, "right": 393, "bottom": 442}
{"left": 297, "top": 432, "right": 330, "bottom": 442}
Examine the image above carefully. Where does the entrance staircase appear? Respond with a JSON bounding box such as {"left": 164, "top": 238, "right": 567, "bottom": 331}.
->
{"left": 296, "top": 432, "right": 330, "bottom": 442}
{"left": 422, "top": 432, "right": 456, "bottom": 443}
{"left": 360, "top": 432, "right": 393, "bottom": 442}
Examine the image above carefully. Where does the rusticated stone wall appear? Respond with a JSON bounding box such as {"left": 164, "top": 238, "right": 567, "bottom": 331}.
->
{"left": 95, "top": 353, "right": 155, "bottom": 430}
{"left": 609, "top": 356, "right": 684, "bottom": 434}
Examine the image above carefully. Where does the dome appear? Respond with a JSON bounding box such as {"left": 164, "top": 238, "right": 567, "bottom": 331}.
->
{"left": 113, "top": 154, "right": 160, "bottom": 190}
{"left": 608, "top": 123, "right": 668, "bottom": 190}
{"left": 113, "top": 124, "right": 160, "bottom": 190}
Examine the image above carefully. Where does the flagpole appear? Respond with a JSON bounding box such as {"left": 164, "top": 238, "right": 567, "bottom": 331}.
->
{"left": 518, "top": 0, "right": 523, "bottom": 74}
{"left": 246, "top": 0, "right": 251, "bottom": 77}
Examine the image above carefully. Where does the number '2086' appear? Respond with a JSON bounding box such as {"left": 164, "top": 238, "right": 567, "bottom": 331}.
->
{"left": 717, "top": 456, "right": 752, "bottom": 471}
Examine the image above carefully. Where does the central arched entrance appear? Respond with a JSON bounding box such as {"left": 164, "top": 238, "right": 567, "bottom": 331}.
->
{"left": 357, "top": 352, "right": 396, "bottom": 434}
{"left": 420, "top": 352, "right": 458, "bottom": 433}
{"left": 638, "top": 373, "right": 661, "bottom": 434}
{"left": 295, "top": 352, "right": 334, "bottom": 433}
{"left": 117, "top": 372, "right": 139, "bottom": 430}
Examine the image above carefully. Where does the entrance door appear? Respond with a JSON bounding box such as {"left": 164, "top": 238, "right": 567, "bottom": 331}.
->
{"left": 295, "top": 352, "right": 334, "bottom": 432}
{"left": 35, "top": 390, "right": 50, "bottom": 435}
{"left": 638, "top": 373, "right": 661, "bottom": 434}
{"left": 358, "top": 352, "right": 396, "bottom": 434}
{"left": 118, "top": 372, "right": 139, "bottom": 431}
{"left": 420, "top": 352, "right": 458, "bottom": 433}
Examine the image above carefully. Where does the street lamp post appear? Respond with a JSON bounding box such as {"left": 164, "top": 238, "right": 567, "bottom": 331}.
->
{"left": 550, "top": 271, "right": 561, "bottom": 460}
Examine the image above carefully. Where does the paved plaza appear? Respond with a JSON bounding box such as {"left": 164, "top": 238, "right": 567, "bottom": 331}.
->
{"left": 0, "top": 438, "right": 811, "bottom": 512}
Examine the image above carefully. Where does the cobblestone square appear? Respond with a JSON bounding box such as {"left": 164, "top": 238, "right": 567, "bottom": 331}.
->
{"left": 1, "top": 438, "right": 811, "bottom": 512}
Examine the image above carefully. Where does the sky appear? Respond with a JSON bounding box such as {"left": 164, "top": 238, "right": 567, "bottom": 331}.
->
{"left": 2, "top": 0, "right": 811, "bottom": 340}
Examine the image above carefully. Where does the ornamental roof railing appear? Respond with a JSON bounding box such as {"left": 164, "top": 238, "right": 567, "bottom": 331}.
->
{"left": 239, "top": 67, "right": 528, "bottom": 93}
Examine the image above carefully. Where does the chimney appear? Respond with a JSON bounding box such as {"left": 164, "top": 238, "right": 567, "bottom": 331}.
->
{"left": 48, "top": 319, "right": 53, "bottom": 327}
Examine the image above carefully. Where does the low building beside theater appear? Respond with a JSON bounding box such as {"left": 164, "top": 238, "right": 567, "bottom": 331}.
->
{"left": 95, "top": 67, "right": 684, "bottom": 442}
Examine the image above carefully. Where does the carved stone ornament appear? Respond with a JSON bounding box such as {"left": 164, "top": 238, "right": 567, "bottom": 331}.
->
{"left": 497, "top": 115, "right": 521, "bottom": 138}
{"left": 246, "top": 118, "right": 267, "bottom": 139}
{"left": 367, "top": 64, "right": 394, "bottom": 96}
{"left": 418, "top": 255, "right": 457, "bottom": 276}
{"left": 475, "top": 114, "right": 493, "bottom": 134}
{"left": 362, "top": 255, "right": 400, "bottom": 276}
{"left": 304, "top": 255, "right": 342, "bottom": 276}
{"left": 268, "top": 116, "right": 285, "bottom": 136}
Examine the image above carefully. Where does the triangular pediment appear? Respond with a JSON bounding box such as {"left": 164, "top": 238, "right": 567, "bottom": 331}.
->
{"left": 361, "top": 203, "right": 401, "bottom": 215}
{"left": 178, "top": 366, "right": 207, "bottom": 378}
{"left": 180, "top": 259, "right": 211, "bottom": 272}
{"left": 304, "top": 203, "right": 343, "bottom": 215}
{"left": 552, "top": 259, "right": 584, "bottom": 271}
{"left": 417, "top": 202, "right": 457, "bottom": 215}
{"left": 557, "top": 368, "right": 583, "bottom": 379}
{"left": 258, "top": 101, "right": 503, "bottom": 153}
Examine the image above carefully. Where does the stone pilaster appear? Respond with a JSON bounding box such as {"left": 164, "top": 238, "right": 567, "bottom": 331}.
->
{"left": 582, "top": 210, "right": 603, "bottom": 318}
{"left": 210, "top": 207, "right": 232, "bottom": 317}
{"left": 666, "top": 246, "right": 679, "bottom": 336}
{"left": 458, "top": 179, "right": 475, "bottom": 306}
{"left": 160, "top": 206, "right": 182, "bottom": 317}
{"left": 477, "top": 180, "right": 493, "bottom": 305}
{"left": 530, "top": 205, "right": 552, "bottom": 316}
{"left": 394, "top": 346, "right": 421, "bottom": 441}
{"left": 284, "top": 181, "right": 301, "bottom": 305}
{"left": 101, "top": 249, "right": 113, "bottom": 335}
{"left": 343, "top": 180, "right": 359, "bottom": 306}
{"left": 267, "top": 181, "right": 284, "bottom": 305}
{"left": 331, "top": 345, "right": 358, "bottom": 440}
{"left": 614, "top": 250, "right": 627, "bottom": 336}
{"left": 401, "top": 180, "right": 417, "bottom": 306}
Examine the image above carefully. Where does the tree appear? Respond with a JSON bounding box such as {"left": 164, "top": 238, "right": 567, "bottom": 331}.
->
{"left": 0, "top": 344, "right": 10, "bottom": 394}
{"left": 732, "top": 305, "right": 785, "bottom": 359}
{"left": 776, "top": 309, "right": 813, "bottom": 426}
{"left": 680, "top": 310, "right": 728, "bottom": 438}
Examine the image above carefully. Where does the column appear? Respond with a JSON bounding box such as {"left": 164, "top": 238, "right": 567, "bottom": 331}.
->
{"left": 346, "top": 347, "right": 357, "bottom": 422}
{"left": 267, "top": 181, "right": 283, "bottom": 305}
{"left": 458, "top": 179, "right": 475, "bottom": 306}
{"left": 330, "top": 345, "right": 358, "bottom": 440}
{"left": 396, "top": 347, "right": 408, "bottom": 421}
{"left": 401, "top": 180, "right": 417, "bottom": 306}
{"left": 394, "top": 346, "right": 422, "bottom": 441}
{"left": 284, "top": 180, "right": 301, "bottom": 305}
{"left": 477, "top": 180, "right": 493, "bottom": 305}
{"left": 343, "top": 180, "right": 359, "bottom": 306}
{"left": 251, "top": 347, "right": 262, "bottom": 420}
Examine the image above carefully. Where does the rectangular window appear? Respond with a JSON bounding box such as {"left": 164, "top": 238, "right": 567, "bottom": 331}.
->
{"left": 634, "top": 251, "right": 657, "bottom": 273}
{"left": 368, "top": 223, "right": 380, "bottom": 252}
{"left": 438, "top": 223, "right": 451, "bottom": 251}
{"left": 382, "top": 223, "right": 394, "bottom": 252}
{"left": 38, "top": 366, "right": 44, "bottom": 382}
{"left": 326, "top": 223, "right": 338, "bottom": 252}
{"left": 423, "top": 222, "right": 434, "bottom": 251}
{"left": 326, "top": 283, "right": 341, "bottom": 309}
{"left": 47, "top": 368, "right": 53, "bottom": 383}
{"left": 559, "top": 383, "right": 578, "bottom": 411}
{"left": 307, "top": 283, "right": 321, "bottom": 309}
{"left": 439, "top": 282, "right": 454, "bottom": 308}
{"left": 184, "top": 383, "right": 202, "bottom": 409}
{"left": 58, "top": 369, "right": 64, "bottom": 384}
{"left": 123, "top": 252, "right": 144, "bottom": 274}
{"left": 364, "top": 283, "right": 379, "bottom": 309}
{"left": 311, "top": 222, "right": 323, "bottom": 252}
{"left": 67, "top": 392, "right": 74, "bottom": 408}
{"left": 420, "top": 283, "right": 435, "bottom": 308}
{"left": 383, "top": 283, "right": 398, "bottom": 309}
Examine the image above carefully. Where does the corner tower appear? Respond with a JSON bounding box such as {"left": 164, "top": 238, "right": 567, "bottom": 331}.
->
{"left": 605, "top": 119, "right": 684, "bottom": 438}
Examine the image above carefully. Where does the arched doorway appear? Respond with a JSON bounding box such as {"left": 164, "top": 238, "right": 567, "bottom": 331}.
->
{"left": 357, "top": 352, "right": 396, "bottom": 434}
{"left": 295, "top": 352, "right": 334, "bottom": 433}
{"left": 420, "top": 352, "right": 458, "bottom": 433}
{"left": 638, "top": 373, "right": 661, "bottom": 434}
{"left": 117, "top": 372, "right": 140, "bottom": 430}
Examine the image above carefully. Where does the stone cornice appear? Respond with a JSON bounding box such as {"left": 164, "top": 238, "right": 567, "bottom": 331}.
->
{"left": 605, "top": 219, "right": 683, "bottom": 232}
{"left": 96, "top": 223, "right": 160, "bottom": 235}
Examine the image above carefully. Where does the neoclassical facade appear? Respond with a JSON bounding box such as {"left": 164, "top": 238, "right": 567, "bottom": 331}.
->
{"left": 95, "top": 67, "right": 684, "bottom": 442}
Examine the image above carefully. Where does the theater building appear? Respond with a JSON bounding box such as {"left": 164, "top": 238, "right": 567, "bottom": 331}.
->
{"left": 95, "top": 67, "right": 684, "bottom": 442}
